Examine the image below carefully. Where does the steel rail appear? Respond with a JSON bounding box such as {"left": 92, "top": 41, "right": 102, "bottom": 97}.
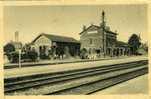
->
{"left": 4, "top": 60, "right": 148, "bottom": 94}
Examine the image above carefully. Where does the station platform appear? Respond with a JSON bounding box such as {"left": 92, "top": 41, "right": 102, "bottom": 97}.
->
{"left": 93, "top": 74, "right": 148, "bottom": 94}
{"left": 4, "top": 56, "right": 148, "bottom": 79}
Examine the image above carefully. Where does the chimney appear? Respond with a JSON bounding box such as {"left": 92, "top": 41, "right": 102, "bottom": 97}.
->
{"left": 83, "top": 25, "right": 86, "bottom": 31}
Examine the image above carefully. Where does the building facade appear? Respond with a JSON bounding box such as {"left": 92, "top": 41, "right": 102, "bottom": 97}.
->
{"left": 80, "top": 11, "right": 130, "bottom": 57}
{"left": 80, "top": 24, "right": 117, "bottom": 54}
{"left": 31, "top": 33, "right": 80, "bottom": 58}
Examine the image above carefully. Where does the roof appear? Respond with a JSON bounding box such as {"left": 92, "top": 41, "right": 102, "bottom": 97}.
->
{"left": 105, "top": 30, "right": 118, "bottom": 35}
{"left": 116, "top": 41, "right": 130, "bottom": 47}
{"left": 32, "top": 33, "right": 80, "bottom": 44}
{"left": 79, "top": 24, "right": 117, "bottom": 35}
{"left": 79, "top": 25, "right": 99, "bottom": 35}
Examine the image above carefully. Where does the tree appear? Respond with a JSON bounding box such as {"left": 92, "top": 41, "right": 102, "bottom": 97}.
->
{"left": 4, "top": 43, "right": 15, "bottom": 61}
{"left": 4, "top": 43, "right": 15, "bottom": 54}
{"left": 128, "top": 34, "right": 141, "bottom": 55}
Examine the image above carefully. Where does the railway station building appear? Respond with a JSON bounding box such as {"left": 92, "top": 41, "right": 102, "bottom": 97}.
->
{"left": 31, "top": 33, "right": 80, "bottom": 58}
{"left": 79, "top": 11, "right": 130, "bottom": 57}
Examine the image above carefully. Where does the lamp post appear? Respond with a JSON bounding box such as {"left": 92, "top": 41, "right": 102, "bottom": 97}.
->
{"left": 102, "top": 10, "right": 106, "bottom": 57}
{"left": 18, "top": 49, "right": 21, "bottom": 68}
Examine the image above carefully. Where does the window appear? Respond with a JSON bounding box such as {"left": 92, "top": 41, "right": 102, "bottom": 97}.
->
{"left": 90, "top": 38, "right": 92, "bottom": 44}
{"left": 39, "top": 46, "right": 42, "bottom": 51}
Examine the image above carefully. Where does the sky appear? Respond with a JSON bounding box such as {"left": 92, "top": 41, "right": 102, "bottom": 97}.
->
{"left": 4, "top": 4, "right": 148, "bottom": 45}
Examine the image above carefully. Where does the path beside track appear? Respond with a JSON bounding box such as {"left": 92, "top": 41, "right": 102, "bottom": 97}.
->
{"left": 5, "top": 56, "right": 148, "bottom": 79}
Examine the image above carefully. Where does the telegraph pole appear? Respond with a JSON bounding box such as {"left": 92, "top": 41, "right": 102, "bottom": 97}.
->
{"left": 102, "top": 10, "right": 106, "bottom": 57}
{"left": 19, "top": 49, "right": 21, "bottom": 68}
{"left": 15, "top": 31, "right": 22, "bottom": 68}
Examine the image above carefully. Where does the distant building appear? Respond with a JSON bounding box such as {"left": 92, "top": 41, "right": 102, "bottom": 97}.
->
{"left": 12, "top": 42, "right": 22, "bottom": 50}
{"left": 31, "top": 33, "right": 80, "bottom": 57}
{"left": 80, "top": 24, "right": 117, "bottom": 53}
{"left": 79, "top": 11, "right": 130, "bottom": 57}
{"left": 115, "top": 41, "right": 130, "bottom": 56}
{"left": 5, "top": 31, "right": 22, "bottom": 52}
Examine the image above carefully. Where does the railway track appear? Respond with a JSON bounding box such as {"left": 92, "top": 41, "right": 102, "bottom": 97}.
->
{"left": 4, "top": 60, "right": 148, "bottom": 95}
{"left": 47, "top": 68, "right": 147, "bottom": 95}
